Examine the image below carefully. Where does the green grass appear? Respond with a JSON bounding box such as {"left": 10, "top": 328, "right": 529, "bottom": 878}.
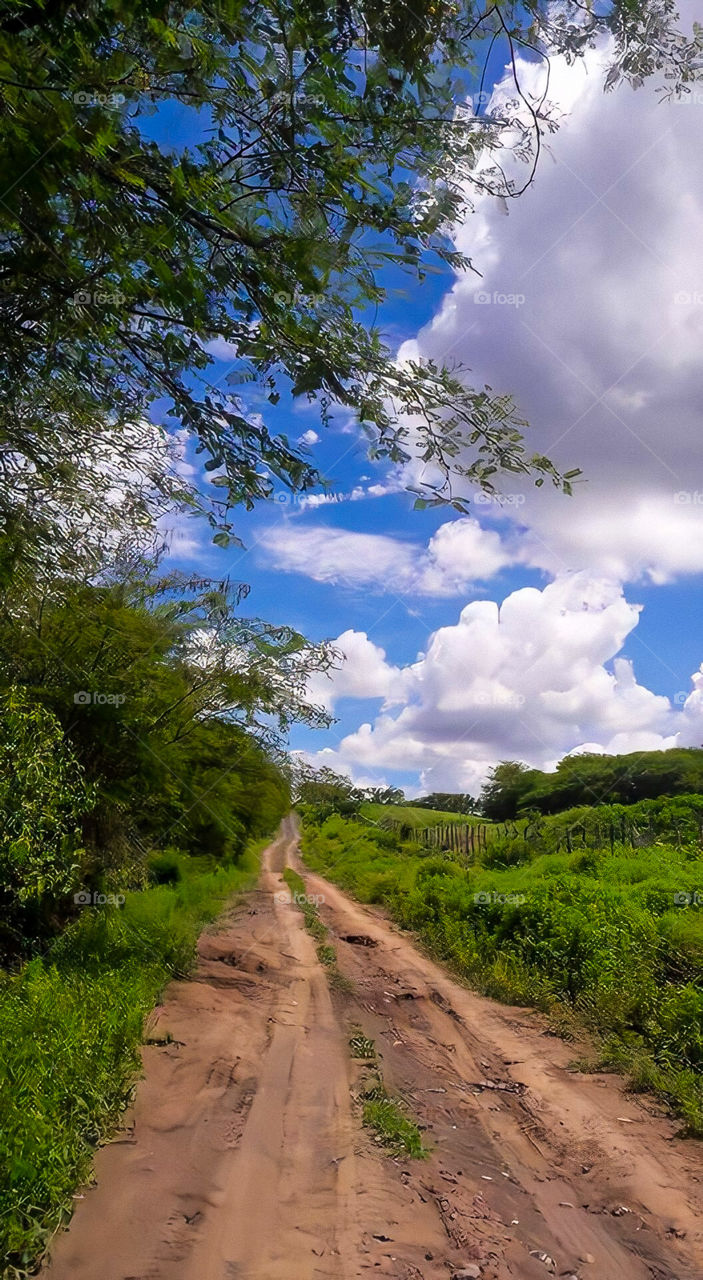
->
{"left": 281, "top": 867, "right": 352, "bottom": 991}
{"left": 0, "top": 844, "right": 262, "bottom": 1278}
{"left": 301, "top": 810, "right": 703, "bottom": 1135}
{"left": 361, "top": 802, "right": 482, "bottom": 828}
{"left": 362, "top": 1094, "right": 427, "bottom": 1158}
{"left": 346, "top": 1026, "right": 426, "bottom": 1157}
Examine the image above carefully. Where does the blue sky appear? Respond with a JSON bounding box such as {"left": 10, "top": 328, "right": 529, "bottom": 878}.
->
{"left": 165, "top": 11, "right": 703, "bottom": 798}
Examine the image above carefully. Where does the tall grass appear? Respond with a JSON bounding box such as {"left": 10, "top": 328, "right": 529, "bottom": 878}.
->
{"left": 0, "top": 845, "right": 261, "bottom": 1278}
{"left": 301, "top": 812, "right": 703, "bottom": 1134}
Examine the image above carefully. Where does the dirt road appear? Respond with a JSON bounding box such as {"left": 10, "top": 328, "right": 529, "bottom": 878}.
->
{"left": 44, "top": 817, "right": 703, "bottom": 1280}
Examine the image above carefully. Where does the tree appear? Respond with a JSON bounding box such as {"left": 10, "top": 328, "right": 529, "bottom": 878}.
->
{"left": 0, "top": 557, "right": 332, "bottom": 868}
{"left": 364, "top": 785, "right": 405, "bottom": 806}
{"left": 413, "top": 791, "right": 476, "bottom": 813}
{"left": 0, "top": 687, "right": 91, "bottom": 955}
{"left": 2, "top": 0, "right": 697, "bottom": 554}
{"left": 479, "top": 760, "right": 540, "bottom": 820}
{"left": 517, "top": 748, "right": 703, "bottom": 814}
{"left": 293, "top": 763, "right": 364, "bottom": 818}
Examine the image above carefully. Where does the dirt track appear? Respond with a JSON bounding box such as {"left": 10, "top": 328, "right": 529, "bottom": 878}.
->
{"left": 44, "top": 817, "right": 703, "bottom": 1280}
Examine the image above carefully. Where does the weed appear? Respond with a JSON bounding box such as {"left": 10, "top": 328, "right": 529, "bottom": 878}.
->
{"left": 362, "top": 1096, "right": 427, "bottom": 1158}
{"left": 350, "top": 1030, "right": 376, "bottom": 1059}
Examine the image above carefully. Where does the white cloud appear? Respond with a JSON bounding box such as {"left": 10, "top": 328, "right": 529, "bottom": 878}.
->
{"left": 299, "top": 428, "right": 320, "bottom": 446}
{"left": 307, "top": 573, "right": 703, "bottom": 794}
{"left": 259, "top": 516, "right": 515, "bottom": 595}
{"left": 307, "top": 630, "right": 404, "bottom": 712}
{"left": 397, "top": 15, "right": 703, "bottom": 585}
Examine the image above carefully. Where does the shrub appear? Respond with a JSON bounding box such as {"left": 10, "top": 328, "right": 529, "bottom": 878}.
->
{"left": 148, "top": 851, "right": 183, "bottom": 885}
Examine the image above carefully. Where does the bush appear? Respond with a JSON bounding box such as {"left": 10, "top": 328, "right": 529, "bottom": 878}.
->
{"left": 148, "top": 851, "right": 183, "bottom": 885}
{"left": 0, "top": 688, "right": 91, "bottom": 957}
{"left": 300, "top": 810, "right": 703, "bottom": 1134}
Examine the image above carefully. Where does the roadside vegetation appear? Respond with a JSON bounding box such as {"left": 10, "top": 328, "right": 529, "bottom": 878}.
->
{"left": 300, "top": 790, "right": 703, "bottom": 1136}
{"left": 480, "top": 750, "right": 703, "bottom": 818}
{"left": 0, "top": 845, "right": 263, "bottom": 1275}
{"left": 0, "top": 558, "right": 330, "bottom": 1276}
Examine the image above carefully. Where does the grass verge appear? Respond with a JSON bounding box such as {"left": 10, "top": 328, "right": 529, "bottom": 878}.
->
{"left": 0, "top": 843, "right": 262, "bottom": 1278}
{"left": 301, "top": 810, "right": 703, "bottom": 1135}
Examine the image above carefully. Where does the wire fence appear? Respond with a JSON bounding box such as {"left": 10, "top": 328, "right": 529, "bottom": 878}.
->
{"left": 371, "top": 812, "right": 703, "bottom": 861}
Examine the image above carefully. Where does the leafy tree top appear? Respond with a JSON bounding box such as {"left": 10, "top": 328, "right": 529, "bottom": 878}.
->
{"left": 2, "top": 0, "right": 698, "bottom": 558}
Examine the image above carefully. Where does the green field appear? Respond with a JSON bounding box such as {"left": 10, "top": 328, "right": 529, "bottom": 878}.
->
{"left": 360, "top": 802, "right": 482, "bottom": 828}
{"left": 300, "top": 806, "right": 703, "bottom": 1135}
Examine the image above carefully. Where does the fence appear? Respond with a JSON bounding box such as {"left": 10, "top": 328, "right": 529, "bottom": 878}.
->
{"left": 374, "top": 811, "right": 703, "bottom": 861}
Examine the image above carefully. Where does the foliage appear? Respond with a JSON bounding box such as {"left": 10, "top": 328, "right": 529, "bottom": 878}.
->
{"left": 411, "top": 791, "right": 477, "bottom": 814}
{"left": 301, "top": 809, "right": 703, "bottom": 1133}
{"left": 0, "top": 688, "right": 91, "bottom": 956}
{"left": 147, "top": 851, "right": 183, "bottom": 885}
{"left": 0, "top": 557, "right": 331, "bottom": 952}
{"left": 0, "top": 845, "right": 260, "bottom": 1275}
{"left": 480, "top": 748, "right": 703, "bottom": 818}
{"left": 4, "top": 1, "right": 698, "bottom": 556}
{"left": 362, "top": 1094, "right": 427, "bottom": 1159}
{"left": 294, "top": 763, "right": 364, "bottom": 822}
{"left": 363, "top": 786, "right": 406, "bottom": 806}
{"left": 479, "top": 760, "right": 541, "bottom": 819}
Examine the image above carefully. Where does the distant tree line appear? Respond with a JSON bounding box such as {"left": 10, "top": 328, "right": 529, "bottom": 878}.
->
{"left": 479, "top": 750, "right": 703, "bottom": 820}
{"left": 412, "top": 792, "right": 477, "bottom": 814}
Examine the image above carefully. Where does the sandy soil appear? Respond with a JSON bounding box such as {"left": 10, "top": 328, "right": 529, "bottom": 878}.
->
{"left": 43, "top": 816, "right": 703, "bottom": 1280}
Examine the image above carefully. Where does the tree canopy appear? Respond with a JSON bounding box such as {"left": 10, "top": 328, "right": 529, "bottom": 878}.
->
{"left": 2, "top": 0, "right": 699, "bottom": 560}
{"left": 0, "top": 552, "right": 336, "bottom": 952}
{"left": 479, "top": 748, "right": 703, "bottom": 818}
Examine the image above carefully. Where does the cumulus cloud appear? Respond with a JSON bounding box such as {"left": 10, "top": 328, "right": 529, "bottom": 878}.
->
{"left": 274, "top": 25, "right": 703, "bottom": 791}
{"left": 259, "top": 516, "right": 515, "bottom": 595}
{"left": 398, "top": 16, "right": 703, "bottom": 585}
{"left": 306, "top": 630, "right": 404, "bottom": 712}
{"left": 306, "top": 574, "right": 703, "bottom": 794}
